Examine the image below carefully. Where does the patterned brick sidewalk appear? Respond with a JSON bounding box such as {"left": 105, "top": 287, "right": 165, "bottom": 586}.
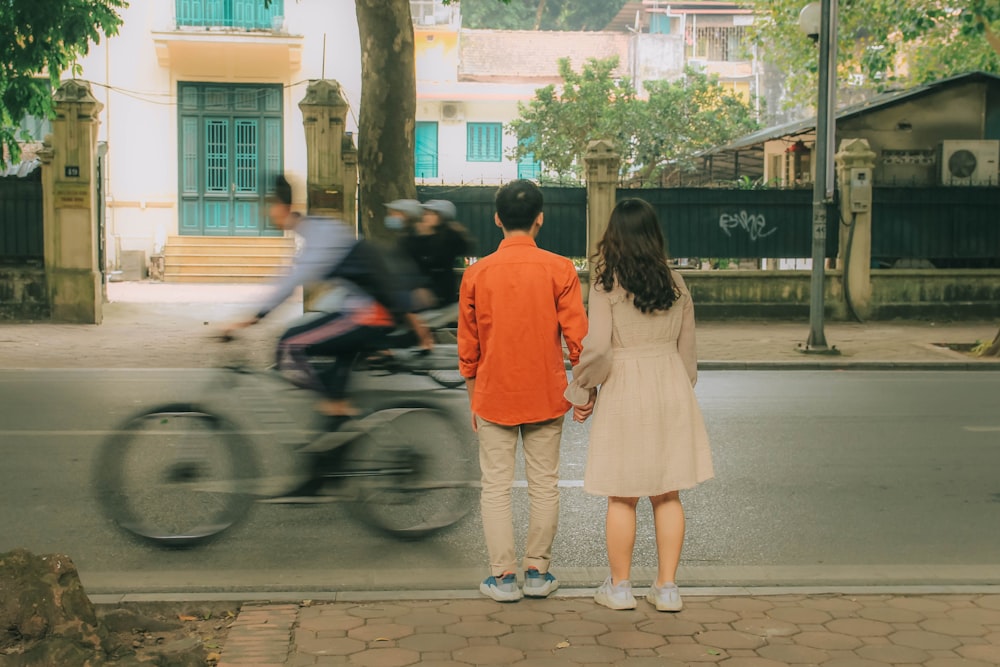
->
{"left": 217, "top": 592, "right": 1000, "bottom": 666}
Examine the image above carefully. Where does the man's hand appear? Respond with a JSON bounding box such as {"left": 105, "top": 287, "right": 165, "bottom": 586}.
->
{"left": 466, "top": 377, "right": 478, "bottom": 432}
{"left": 572, "top": 389, "right": 597, "bottom": 423}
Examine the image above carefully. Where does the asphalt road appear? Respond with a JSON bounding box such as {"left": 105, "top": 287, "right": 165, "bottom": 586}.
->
{"left": 2, "top": 369, "right": 999, "bottom": 594}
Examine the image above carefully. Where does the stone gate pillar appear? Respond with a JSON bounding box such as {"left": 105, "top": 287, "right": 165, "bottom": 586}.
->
{"left": 37, "top": 80, "right": 104, "bottom": 324}
{"left": 835, "top": 138, "right": 877, "bottom": 319}
{"left": 299, "top": 80, "right": 357, "bottom": 310}
{"left": 298, "top": 80, "right": 357, "bottom": 225}
{"left": 583, "top": 140, "right": 620, "bottom": 301}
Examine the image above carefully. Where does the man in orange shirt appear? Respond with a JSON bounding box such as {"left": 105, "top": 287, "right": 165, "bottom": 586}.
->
{"left": 458, "top": 179, "right": 588, "bottom": 601}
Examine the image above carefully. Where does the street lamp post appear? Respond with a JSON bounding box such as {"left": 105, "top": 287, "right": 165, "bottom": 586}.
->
{"left": 798, "top": 0, "right": 840, "bottom": 354}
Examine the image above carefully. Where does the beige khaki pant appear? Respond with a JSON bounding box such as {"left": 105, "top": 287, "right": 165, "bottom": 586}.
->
{"left": 476, "top": 416, "right": 564, "bottom": 577}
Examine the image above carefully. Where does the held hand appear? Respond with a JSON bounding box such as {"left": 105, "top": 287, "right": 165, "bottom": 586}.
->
{"left": 572, "top": 392, "right": 597, "bottom": 422}
{"left": 470, "top": 411, "right": 479, "bottom": 433}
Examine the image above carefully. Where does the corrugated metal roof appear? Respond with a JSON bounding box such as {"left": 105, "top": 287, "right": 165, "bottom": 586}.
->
{"left": 708, "top": 71, "right": 1000, "bottom": 154}
{"left": 1, "top": 159, "right": 41, "bottom": 178}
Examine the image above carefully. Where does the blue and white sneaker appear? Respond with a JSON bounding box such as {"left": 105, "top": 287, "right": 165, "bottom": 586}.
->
{"left": 524, "top": 567, "right": 559, "bottom": 598}
{"left": 480, "top": 572, "right": 522, "bottom": 602}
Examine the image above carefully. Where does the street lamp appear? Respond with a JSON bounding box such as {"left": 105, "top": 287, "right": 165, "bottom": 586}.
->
{"left": 798, "top": 0, "right": 840, "bottom": 354}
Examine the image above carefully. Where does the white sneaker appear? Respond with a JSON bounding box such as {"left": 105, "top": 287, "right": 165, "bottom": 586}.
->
{"left": 594, "top": 576, "right": 637, "bottom": 610}
{"left": 646, "top": 581, "right": 683, "bottom": 612}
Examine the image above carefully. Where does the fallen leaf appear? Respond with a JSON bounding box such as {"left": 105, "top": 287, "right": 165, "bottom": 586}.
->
{"left": 301, "top": 600, "right": 314, "bottom": 607}
{"left": 206, "top": 651, "right": 222, "bottom": 663}
{"left": 556, "top": 641, "right": 570, "bottom": 649}
{"left": 375, "top": 637, "right": 390, "bottom": 642}
{"left": 707, "top": 649, "right": 721, "bottom": 655}
{"left": 178, "top": 614, "right": 198, "bottom": 622}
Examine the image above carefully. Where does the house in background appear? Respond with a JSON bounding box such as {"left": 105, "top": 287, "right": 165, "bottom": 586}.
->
{"left": 697, "top": 71, "right": 1000, "bottom": 188}
{"left": 73, "top": 0, "right": 361, "bottom": 282}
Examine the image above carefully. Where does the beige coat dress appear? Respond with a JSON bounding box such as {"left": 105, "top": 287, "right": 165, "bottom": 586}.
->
{"left": 565, "top": 272, "right": 714, "bottom": 497}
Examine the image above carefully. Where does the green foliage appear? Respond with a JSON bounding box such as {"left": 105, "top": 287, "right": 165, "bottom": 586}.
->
{"left": 507, "top": 57, "right": 760, "bottom": 181}
{"left": 0, "top": 0, "right": 127, "bottom": 165}
{"left": 748, "top": 0, "right": 1000, "bottom": 110}
{"left": 458, "top": 0, "right": 627, "bottom": 31}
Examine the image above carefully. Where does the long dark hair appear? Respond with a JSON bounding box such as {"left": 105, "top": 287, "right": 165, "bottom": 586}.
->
{"left": 593, "top": 198, "right": 678, "bottom": 313}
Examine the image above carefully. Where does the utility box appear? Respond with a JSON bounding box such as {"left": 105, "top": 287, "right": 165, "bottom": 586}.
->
{"left": 120, "top": 250, "right": 147, "bottom": 281}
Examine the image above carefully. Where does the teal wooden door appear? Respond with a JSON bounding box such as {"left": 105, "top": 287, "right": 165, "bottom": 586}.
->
{"left": 178, "top": 83, "right": 283, "bottom": 236}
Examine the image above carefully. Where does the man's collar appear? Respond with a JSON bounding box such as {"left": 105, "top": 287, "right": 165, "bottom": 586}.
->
{"left": 499, "top": 235, "right": 538, "bottom": 249}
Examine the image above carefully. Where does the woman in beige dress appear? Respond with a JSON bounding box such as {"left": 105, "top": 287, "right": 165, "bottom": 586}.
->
{"left": 565, "top": 198, "right": 714, "bottom": 612}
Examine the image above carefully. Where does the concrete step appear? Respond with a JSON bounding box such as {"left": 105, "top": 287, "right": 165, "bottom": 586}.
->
{"left": 164, "top": 236, "right": 296, "bottom": 283}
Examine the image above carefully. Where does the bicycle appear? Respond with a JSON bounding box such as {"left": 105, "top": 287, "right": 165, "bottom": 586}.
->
{"left": 92, "top": 313, "right": 477, "bottom": 548}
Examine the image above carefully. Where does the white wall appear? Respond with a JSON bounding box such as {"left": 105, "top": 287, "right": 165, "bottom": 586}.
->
{"left": 73, "top": 0, "right": 362, "bottom": 264}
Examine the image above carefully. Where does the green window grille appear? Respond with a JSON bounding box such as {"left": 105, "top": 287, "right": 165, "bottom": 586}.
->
{"left": 176, "top": 0, "right": 284, "bottom": 30}
{"left": 467, "top": 122, "right": 503, "bottom": 162}
{"left": 415, "top": 121, "right": 439, "bottom": 178}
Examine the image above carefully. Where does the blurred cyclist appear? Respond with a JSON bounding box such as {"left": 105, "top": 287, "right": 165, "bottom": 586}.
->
{"left": 223, "top": 175, "right": 422, "bottom": 418}
{"left": 399, "top": 199, "right": 474, "bottom": 308}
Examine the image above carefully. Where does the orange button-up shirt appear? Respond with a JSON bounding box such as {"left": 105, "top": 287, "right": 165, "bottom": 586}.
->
{"left": 458, "top": 235, "right": 588, "bottom": 426}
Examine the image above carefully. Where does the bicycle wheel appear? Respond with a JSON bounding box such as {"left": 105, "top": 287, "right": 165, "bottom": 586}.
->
{"left": 346, "top": 407, "right": 476, "bottom": 539}
{"left": 94, "top": 403, "right": 258, "bottom": 547}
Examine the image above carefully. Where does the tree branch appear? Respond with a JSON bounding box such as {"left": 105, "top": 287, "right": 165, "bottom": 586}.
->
{"left": 975, "top": 13, "right": 1000, "bottom": 56}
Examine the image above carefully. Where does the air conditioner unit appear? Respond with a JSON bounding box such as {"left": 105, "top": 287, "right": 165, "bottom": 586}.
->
{"left": 440, "top": 102, "right": 465, "bottom": 122}
{"left": 939, "top": 140, "right": 999, "bottom": 186}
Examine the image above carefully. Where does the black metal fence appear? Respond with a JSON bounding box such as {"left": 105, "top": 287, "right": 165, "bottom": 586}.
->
{"left": 417, "top": 185, "right": 587, "bottom": 257}
{"left": 625, "top": 188, "right": 837, "bottom": 259}
{"left": 872, "top": 187, "right": 1000, "bottom": 266}
{"left": 0, "top": 168, "right": 44, "bottom": 264}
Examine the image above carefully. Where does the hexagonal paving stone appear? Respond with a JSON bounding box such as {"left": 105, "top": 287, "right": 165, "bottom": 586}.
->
{"left": 397, "top": 633, "right": 468, "bottom": 653}
{"left": 958, "top": 643, "right": 1000, "bottom": 663}
{"left": 766, "top": 606, "right": 833, "bottom": 625}
{"left": 392, "top": 611, "right": 459, "bottom": 627}
{"left": 297, "top": 636, "right": 366, "bottom": 656}
{"left": 451, "top": 645, "right": 524, "bottom": 664}
{"left": 825, "top": 618, "right": 895, "bottom": 637}
{"left": 580, "top": 608, "right": 651, "bottom": 625}
{"left": 508, "top": 658, "right": 580, "bottom": 667}
{"left": 446, "top": 621, "right": 511, "bottom": 638}
{"left": 856, "top": 643, "right": 932, "bottom": 663}
{"left": 976, "top": 595, "right": 1000, "bottom": 611}
{"left": 922, "top": 659, "right": 993, "bottom": 667}
{"left": 792, "top": 630, "right": 863, "bottom": 650}
{"left": 887, "top": 597, "right": 951, "bottom": 613}
{"left": 820, "top": 659, "right": 887, "bottom": 667}
{"left": 490, "top": 609, "right": 555, "bottom": 626}
{"left": 639, "top": 617, "right": 704, "bottom": 636}
{"left": 710, "top": 598, "right": 775, "bottom": 613}
{"left": 948, "top": 608, "right": 1000, "bottom": 625}
{"left": 732, "top": 618, "right": 800, "bottom": 638}
{"left": 348, "top": 647, "right": 421, "bottom": 666}
{"left": 987, "top": 632, "right": 1000, "bottom": 645}
{"left": 802, "top": 597, "right": 863, "bottom": 612}
{"left": 614, "top": 659, "right": 687, "bottom": 667}
{"left": 411, "top": 662, "right": 467, "bottom": 667}
{"left": 695, "top": 630, "right": 765, "bottom": 650}
{"left": 597, "top": 630, "right": 665, "bottom": 650}
{"left": 542, "top": 619, "right": 610, "bottom": 637}
{"left": 655, "top": 643, "right": 727, "bottom": 662}
{"left": 498, "top": 631, "right": 568, "bottom": 651}
{"left": 921, "top": 618, "right": 989, "bottom": 637}
{"left": 546, "top": 644, "right": 626, "bottom": 663}
{"left": 438, "top": 600, "right": 504, "bottom": 616}
{"left": 676, "top": 609, "right": 741, "bottom": 624}
{"left": 349, "top": 624, "right": 416, "bottom": 641}
{"left": 757, "top": 643, "right": 830, "bottom": 663}
{"left": 889, "top": 630, "right": 962, "bottom": 650}
{"left": 347, "top": 605, "right": 412, "bottom": 620}
{"left": 300, "top": 615, "right": 367, "bottom": 632}
{"left": 857, "top": 606, "right": 927, "bottom": 623}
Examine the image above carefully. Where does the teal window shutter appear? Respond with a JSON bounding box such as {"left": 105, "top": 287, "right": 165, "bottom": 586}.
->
{"left": 467, "top": 123, "right": 502, "bottom": 162}
{"left": 517, "top": 137, "right": 541, "bottom": 179}
{"left": 415, "top": 121, "right": 439, "bottom": 178}
{"left": 177, "top": 0, "right": 282, "bottom": 29}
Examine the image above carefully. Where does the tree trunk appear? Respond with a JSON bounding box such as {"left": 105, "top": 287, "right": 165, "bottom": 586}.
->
{"left": 976, "top": 14, "right": 1000, "bottom": 56}
{"left": 533, "top": 0, "right": 547, "bottom": 30}
{"left": 355, "top": 0, "right": 417, "bottom": 243}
